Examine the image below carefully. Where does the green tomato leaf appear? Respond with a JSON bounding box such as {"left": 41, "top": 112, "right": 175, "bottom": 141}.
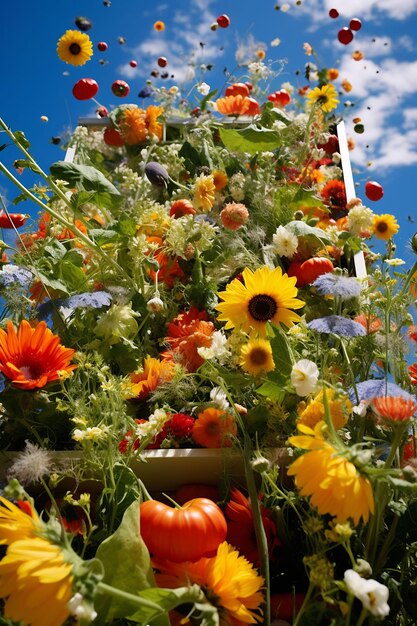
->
{"left": 218, "top": 125, "right": 282, "bottom": 155}
{"left": 58, "top": 260, "right": 88, "bottom": 291}
{"left": 268, "top": 324, "right": 294, "bottom": 378}
{"left": 50, "top": 161, "right": 121, "bottom": 203}
{"left": 285, "top": 220, "right": 331, "bottom": 245}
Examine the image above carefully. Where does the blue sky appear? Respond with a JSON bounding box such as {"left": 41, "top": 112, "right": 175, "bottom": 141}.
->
{"left": 1, "top": 0, "right": 417, "bottom": 259}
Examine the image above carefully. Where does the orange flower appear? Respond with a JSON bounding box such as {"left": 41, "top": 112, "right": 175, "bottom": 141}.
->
{"left": 146, "top": 237, "right": 185, "bottom": 287}
{"left": 169, "top": 199, "right": 196, "bottom": 218}
{"left": 216, "top": 95, "right": 252, "bottom": 116}
{"left": 352, "top": 50, "right": 364, "bottom": 61}
{"left": 409, "top": 364, "right": 417, "bottom": 385}
{"left": 372, "top": 396, "right": 417, "bottom": 423}
{"left": 192, "top": 407, "right": 237, "bottom": 448}
{"left": 327, "top": 68, "right": 339, "bottom": 80}
{"left": 341, "top": 79, "right": 352, "bottom": 93}
{"left": 220, "top": 202, "right": 249, "bottom": 230}
{"left": 320, "top": 179, "right": 347, "bottom": 219}
{"left": 119, "top": 107, "right": 148, "bottom": 144}
{"left": 163, "top": 308, "right": 215, "bottom": 372}
{"left": 0, "top": 320, "right": 76, "bottom": 390}
{"left": 212, "top": 170, "right": 228, "bottom": 191}
{"left": 225, "top": 488, "right": 280, "bottom": 566}
{"left": 145, "top": 105, "right": 164, "bottom": 140}
{"left": 354, "top": 313, "right": 382, "bottom": 334}
{"left": 129, "top": 356, "right": 175, "bottom": 400}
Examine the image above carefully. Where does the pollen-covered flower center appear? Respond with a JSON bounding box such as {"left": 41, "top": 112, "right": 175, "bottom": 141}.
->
{"left": 69, "top": 43, "right": 81, "bottom": 55}
{"left": 249, "top": 347, "right": 270, "bottom": 366}
{"left": 376, "top": 221, "right": 388, "bottom": 233}
{"left": 248, "top": 294, "right": 277, "bottom": 321}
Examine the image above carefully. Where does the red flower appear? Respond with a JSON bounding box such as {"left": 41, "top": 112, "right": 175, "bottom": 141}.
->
{"left": 409, "top": 364, "right": 417, "bottom": 386}
{"left": 372, "top": 396, "right": 417, "bottom": 423}
{"left": 170, "top": 413, "right": 195, "bottom": 438}
{"left": 163, "top": 307, "right": 215, "bottom": 372}
{"left": 225, "top": 487, "right": 280, "bottom": 566}
{"left": 320, "top": 179, "right": 347, "bottom": 219}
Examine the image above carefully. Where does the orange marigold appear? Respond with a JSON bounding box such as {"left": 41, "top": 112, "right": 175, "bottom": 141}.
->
{"left": 0, "top": 320, "right": 76, "bottom": 390}
{"left": 119, "top": 107, "right": 148, "bottom": 145}
{"left": 163, "top": 307, "right": 215, "bottom": 372}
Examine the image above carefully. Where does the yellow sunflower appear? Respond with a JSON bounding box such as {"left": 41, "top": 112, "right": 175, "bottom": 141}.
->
{"left": 306, "top": 84, "right": 339, "bottom": 113}
{"left": 372, "top": 214, "right": 399, "bottom": 240}
{"left": 0, "top": 497, "right": 73, "bottom": 626}
{"left": 297, "top": 388, "right": 352, "bottom": 430}
{"left": 288, "top": 423, "right": 374, "bottom": 525}
{"left": 56, "top": 30, "right": 93, "bottom": 66}
{"left": 216, "top": 266, "right": 304, "bottom": 336}
{"left": 240, "top": 338, "right": 275, "bottom": 376}
{"left": 193, "top": 174, "right": 216, "bottom": 211}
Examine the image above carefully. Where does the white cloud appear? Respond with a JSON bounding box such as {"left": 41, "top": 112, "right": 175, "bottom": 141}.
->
{"left": 299, "top": 0, "right": 417, "bottom": 22}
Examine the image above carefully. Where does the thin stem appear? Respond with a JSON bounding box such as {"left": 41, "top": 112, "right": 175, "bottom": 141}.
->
{"left": 292, "top": 581, "right": 314, "bottom": 626}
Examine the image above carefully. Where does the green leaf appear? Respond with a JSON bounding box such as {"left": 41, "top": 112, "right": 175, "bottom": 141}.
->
{"left": 285, "top": 220, "right": 331, "bottom": 245}
{"left": 13, "top": 159, "right": 40, "bottom": 174}
{"left": 218, "top": 125, "right": 282, "bottom": 155}
{"left": 290, "top": 187, "right": 326, "bottom": 210}
{"left": 116, "top": 218, "right": 138, "bottom": 236}
{"left": 49, "top": 161, "right": 121, "bottom": 202}
{"left": 94, "top": 500, "right": 157, "bottom": 623}
{"left": 35, "top": 273, "right": 69, "bottom": 295}
{"left": 256, "top": 380, "right": 286, "bottom": 402}
{"left": 268, "top": 324, "right": 293, "bottom": 378}
{"left": 58, "top": 260, "right": 87, "bottom": 291}
{"left": 260, "top": 102, "right": 291, "bottom": 128}
{"left": 200, "top": 89, "right": 218, "bottom": 112}
{"left": 178, "top": 141, "right": 204, "bottom": 175}
{"left": 89, "top": 228, "right": 118, "bottom": 244}
{"left": 14, "top": 130, "right": 30, "bottom": 150}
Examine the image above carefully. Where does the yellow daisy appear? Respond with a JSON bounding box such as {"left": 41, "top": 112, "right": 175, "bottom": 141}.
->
{"left": 306, "top": 84, "right": 339, "bottom": 113}
{"left": 193, "top": 174, "right": 216, "bottom": 211}
{"left": 288, "top": 423, "right": 374, "bottom": 525}
{"left": 216, "top": 266, "right": 304, "bottom": 336}
{"left": 372, "top": 214, "right": 399, "bottom": 240}
{"left": 240, "top": 338, "right": 275, "bottom": 376}
{"left": 297, "top": 388, "right": 352, "bottom": 430}
{"left": 56, "top": 30, "right": 93, "bottom": 66}
{"left": 0, "top": 497, "right": 73, "bottom": 626}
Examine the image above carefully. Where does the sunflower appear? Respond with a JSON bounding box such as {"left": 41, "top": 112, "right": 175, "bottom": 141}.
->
{"left": 192, "top": 407, "right": 237, "bottom": 448}
{"left": 0, "top": 320, "right": 77, "bottom": 390}
{"left": 288, "top": 422, "right": 374, "bottom": 525}
{"left": 119, "top": 107, "right": 148, "bottom": 144}
{"left": 129, "top": 356, "right": 175, "bottom": 400}
{"left": 297, "top": 388, "right": 352, "bottom": 430}
{"left": 240, "top": 339, "right": 275, "bottom": 376}
{"left": 56, "top": 30, "right": 93, "bottom": 66}
{"left": 372, "top": 214, "right": 399, "bottom": 240}
{"left": 0, "top": 497, "right": 73, "bottom": 626}
{"left": 306, "top": 84, "right": 339, "bottom": 113}
{"left": 154, "top": 541, "right": 265, "bottom": 624}
{"left": 216, "top": 95, "right": 251, "bottom": 117}
{"left": 193, "top": 174, "right": 216, "bottom": 211}
{"left": 145, "top": 105, "right": 164, "bottom": 140}
{"left": 216, "top": 266, "right": 304, "bottom": 336}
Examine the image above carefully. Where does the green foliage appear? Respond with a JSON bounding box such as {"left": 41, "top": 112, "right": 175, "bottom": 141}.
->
{"left": 218, "top": 125, "right": 282, "bottom": 154}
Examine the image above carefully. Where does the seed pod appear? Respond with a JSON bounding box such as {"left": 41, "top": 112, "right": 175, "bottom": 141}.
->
{"left": 145, "top": 162, "right": 169, "bottom": 187}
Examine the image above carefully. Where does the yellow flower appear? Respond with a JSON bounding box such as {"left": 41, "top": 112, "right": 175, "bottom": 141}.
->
{"left": 307, "top": 84, "right": 339, "bottom": 113}
{"left": 0, "top": 497, "right": 73, "bottom": 626}
{"left": 145, "top": 105, "right": 164, "bottom": 140}
{"left": 297, "top": 389, "right": 352, "bottom": 430}
{"left": 240, "top": 339, "right": 275, "bottom": 376}
{"left": 119, "top": 107, "right": 148, "bottom": 144}
{"left": 372, "top": 214, "right": 399, "bottom": 240}
{"left": 56, "top": 30, "right": 93, "bottom": 66}
{"left": 193, "top": 174, "right": 216, "bottom": 211}
{"left": 288, "top": 423, "right": 374, "bottom": 525}
{"left": 216, "top": 266, "right": 304, "bottom": 336}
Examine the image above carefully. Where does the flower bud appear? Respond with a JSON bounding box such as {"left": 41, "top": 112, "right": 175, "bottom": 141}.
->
{"left": 411, "top": 233, "right": 417, "bottom": 256}
{"left": 144, "top": 161, "right": 169, "bottom": 187}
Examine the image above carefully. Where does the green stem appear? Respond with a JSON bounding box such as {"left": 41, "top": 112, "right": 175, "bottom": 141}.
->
{"left": 292, "top": 581, "right": 314, "bottom": 626}
{"left": 96, "top": 582, "right": 164, "bottom": 612}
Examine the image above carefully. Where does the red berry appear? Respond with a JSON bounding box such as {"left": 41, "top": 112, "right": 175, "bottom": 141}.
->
{"left": 97, "top": 41, "right": 108, "bottom": 52}
{"left": 72, "top": 78, "right": 99, "bottom": 100}
{"left": 103, "top": 128, "right": 125, "bottom": 147}
{"left": 365, "top": 180, "right": 384, "bottom": 202}
{"left": 349, "top": 18, "right": 362, "bottom": 31}
{"left": 111, "top": 79, "right": 130, "bottom": 97}
{"left": 129, "top": 60, "right": 137, "bottom": 68}
{"left": 157, "top": 56, "right": 167, "bottom": 68}
{"left": 216, "top": 14, "right": 230, "bottom": 28}
{"left": 225, "top": 82, "right": 250, "bottom": 97}
{"left": 329, "top": 8, "right": 339, "bottom": 18}
{"left": 96, "top": 106, "right": 108, "bottom": 118}
{"left": 267, "top": 89, "right": 291, "bottom": 107}
{"left": 338, "top": 27, "right": 354, "bottom": 45}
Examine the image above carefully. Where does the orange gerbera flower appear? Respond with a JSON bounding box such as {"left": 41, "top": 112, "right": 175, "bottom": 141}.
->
{"left": 163, "top": 308, "right": 215, "bottom": 372}
{"left": 0, "top": 320, "right": 76, "bottom": 390}
{"left": 119, "top": 107, "right": 148, "bottom": 144}
{"left": 145, "top": 105, "right": 164, "bottom": 140}
{"left": 320, "top": 180, "right": 347, "bottom": 220}
{"left": 372, "top": 396, "right": 417, "bottom": 423}
{"left": 216, "top": 94, "right": 251, "bottom": 116}
{"left": 129, "top": 356, "right": 175, "bottom": 400}
{"left": 354, "top": 313, "right": 382, "bottom": 334}
{"left": 192, "top": 407, "right": 237, "bottom": 448}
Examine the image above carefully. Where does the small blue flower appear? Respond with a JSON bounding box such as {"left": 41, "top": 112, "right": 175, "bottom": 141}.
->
{"left": 138, "top": 86, "right": 153, "bottom": 99}
{"left": 63, "top": 291, "right": 112, "bottom": 310}
{"left": 0, "top": 374, "right": 6, "bottom": 394}
{"left": 0, "top": 265, "right": 33, "bottom": 287}
{"left": 307, "top": 315, "right": 366, "bottom": 337}
{"left": 349, "top": 380, "right": 417, "bottom": 404}
{"left": 312, "top": 273, "right": 362, "bottom": 300}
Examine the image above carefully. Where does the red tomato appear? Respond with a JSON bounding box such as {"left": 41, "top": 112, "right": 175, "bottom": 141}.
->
{"left": 97, "top": 41, "right": 108, "bottom": 52}
{"left": 246, "top": 97, "right": 261, "bottom": 116}
{"left": 157, "top": 57, "right": 168, "bottom": 68}
{"left": 103, "top": 127, "right": 125, "bottom": 147}
{"left": 0, "top": 211, "right": 28, "bottom": 229}
{"left": 268, "top": 89, "right": 291, "bottom": 107}
{"left": 72, "top": 78, "right": 99, "bottom": 101}
{"left": 111, "top": 80, "right": 130, "bottom": 97}
{"left": 338, "top": 27, "right": 354, "bottom": 45}
{"left": 140, "top": 498, "right": 227, "bottom": 562}
{"left": 365, "top": 180, "right": 384, "bottom": 202}
{"left": 216, "top": 14, "right": 230, "bottom": 28}
{"left": 225, "top": 83, "right": 250, "bottom": 98}
{"left": 174, "top": 483, "right": 220, "bottom": 505}
{"left": 129, "top": 60, "right": 137, "bottom": 68}
{"left": 288, "top": 258, "right": 334, "bottom": 287}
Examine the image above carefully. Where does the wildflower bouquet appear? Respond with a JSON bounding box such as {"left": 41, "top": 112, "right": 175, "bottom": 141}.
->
{"left": 1, "top": 16, "right": 417, "bottom": 626}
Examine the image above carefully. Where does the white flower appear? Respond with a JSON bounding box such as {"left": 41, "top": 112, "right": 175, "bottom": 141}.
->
{"left": 271, "top": 225, "right": 298, "bottom": 259}
{"left": 347, "top": 204, "right": 374, "bottom": 236}
{"left": 147, "top": 296, "right": 165, "bottom": 312}
{"left": 136, "top": 408, "right": 170, "bottom": 439}
{"left": 198, "top": 330, "right": 230, "bottom": 362}
{"left": 344, "top": 569, "right": 390, "bottom": 618}
{"left": 270, "top": 37, "right": 281, "bottom": 47}
{"left": 197, "top": 82, "right": 210, "bottom": 96}
{"left": 384, "top": 258, "right": 406, "bottom": 266}
{"left": 290, "top": 359, "right": 319, "bottom": 396}
{"left": 210, "top": 386, "right": 229, "bottom": 410}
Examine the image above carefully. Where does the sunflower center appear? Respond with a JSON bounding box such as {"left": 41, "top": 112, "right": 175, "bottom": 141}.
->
{"left": 248, "top": 294, "right": 277, "bottom": 322}
{"left": 249, "top": 348, "right": 269, "bottom": 366}
{"left": 376, "top": 221, "right": 388, "bottom": 233}
{"left": 69, "top": 43, "right": 82, "bottom": 55}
